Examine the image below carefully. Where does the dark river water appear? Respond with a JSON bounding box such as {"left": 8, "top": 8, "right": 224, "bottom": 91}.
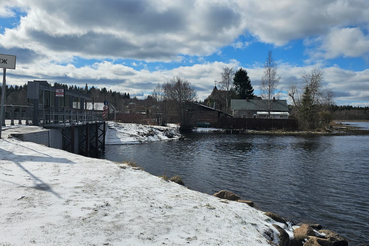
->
{"left": 104, "top": 126, "right": 369, "bottom": 245}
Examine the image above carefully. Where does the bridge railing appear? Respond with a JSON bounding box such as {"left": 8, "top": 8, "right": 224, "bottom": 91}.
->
{"left": 1, "top": 105, "right": 33, "bottom": 126}
{"left": 41, "top": 107, "right": 104, "bottom": 126}
{"left": 1, "top": 105, "right": 104, "bottom": 127}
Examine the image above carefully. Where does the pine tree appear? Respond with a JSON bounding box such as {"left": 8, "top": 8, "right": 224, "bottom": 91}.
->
{"left": 233, "top": 68, "right": 254, "bottom": 99}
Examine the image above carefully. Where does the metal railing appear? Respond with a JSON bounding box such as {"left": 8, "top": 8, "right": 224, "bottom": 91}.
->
{"left": 1, "top": 105, "right": 104, "bottom": 127}
{"left": 1, "top": 105, "right": 33, "bottom": 126}
{"left": 41, "top": 107, "right": 104, "bottom": 127}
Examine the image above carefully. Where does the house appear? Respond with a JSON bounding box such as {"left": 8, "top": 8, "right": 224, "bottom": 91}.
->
{"left": 186, "top": 102, "right": 232, "bottom": 127}
{"left": 231, "top": 99, "right": 289, "bottom": 119}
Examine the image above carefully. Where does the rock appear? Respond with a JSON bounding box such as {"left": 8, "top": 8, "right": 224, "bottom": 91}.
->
{"left": 318, "top": 229, "right": 346, "bottom": 242}
{"left": 304, "top": 236, "right": 331, "bottom": 246}
{"left": 304, "top": 236, "right": 348, "bottom": 246}
{"left": 237, "top": 200, "right": 254, "bottom": 207}
{"left": 273, "top": 224, "right": 290, "bottom": 246}
{"left": 294, "top": 224, "right": 315, "bottom": 240}
{"left": 169, "top": 176, "right": 185, "bottom": 186}
{"left": 289, "top": 238, "right": 304, "bottom": 246}
{"left": 265, "top": 212, "right": 287, "bottom": 224}
{"left": 213, "top": 190, "right": 240, "bottom": 201}
{"left": 310, "top": 224, "right": 323, "bottom": 230}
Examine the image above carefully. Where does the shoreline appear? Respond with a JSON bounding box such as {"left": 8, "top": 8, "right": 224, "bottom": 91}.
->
{"left": 0, "top": 122, "right": 362, "bottom": 245}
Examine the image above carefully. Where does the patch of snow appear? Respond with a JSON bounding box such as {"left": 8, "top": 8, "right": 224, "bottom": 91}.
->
{"left": 106, "top": 122, "right": 182, "bottom": 145}
{"left": 193, "top": 127, "right": 224, "bottom": 133}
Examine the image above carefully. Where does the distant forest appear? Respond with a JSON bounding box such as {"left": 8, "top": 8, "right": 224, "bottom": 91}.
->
{"left": 0, "top": 82, "right": 131, "bottom": 112}
{"left": 330, "top": 105, "right": 369, "bottom": 121}
{"left": 1, "top": 83, "right": 368, "bottom": 121}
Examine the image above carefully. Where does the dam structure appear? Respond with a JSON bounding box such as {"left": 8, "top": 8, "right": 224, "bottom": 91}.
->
{"left": 2, "top": 81, "right": 106, "bottom": 158}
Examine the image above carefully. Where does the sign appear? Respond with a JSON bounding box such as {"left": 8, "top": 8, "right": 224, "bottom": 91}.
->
{"left": 55, "top": 89, "right": 64, "bottom": 97}
{"left": 0, "top": 54, "right": 16, "bottom": 69}
{"left": 104, "top": 100, "right": 109, "bottom": 106}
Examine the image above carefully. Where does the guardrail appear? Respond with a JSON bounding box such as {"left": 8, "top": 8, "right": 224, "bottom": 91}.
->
{"left": 41, "top": 107, "right": 104, "bottom": 127}
{"left": 1, "top": 105, "right": 104, "bottom": 127}
{"left": 1, "top": 105, "right": 32, "bottom": 126}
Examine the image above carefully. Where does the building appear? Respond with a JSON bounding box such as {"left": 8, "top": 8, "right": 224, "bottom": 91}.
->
{"left": 231, "top": 99, "right": 289, "bottom": 119}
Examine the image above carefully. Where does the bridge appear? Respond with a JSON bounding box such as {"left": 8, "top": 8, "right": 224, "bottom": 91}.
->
{"left": 1, "top": 81, "right": 107, "bottom": 158}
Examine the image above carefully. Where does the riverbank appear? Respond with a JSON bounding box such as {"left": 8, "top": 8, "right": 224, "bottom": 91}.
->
{"left": 193, "top": 121, "right": 369, "bottom": 136}
{"left": 0, "top": 122, "right": 354, "bottom": 245}
{"left": 0, "top": 128, "right": 285, "bottom": 245}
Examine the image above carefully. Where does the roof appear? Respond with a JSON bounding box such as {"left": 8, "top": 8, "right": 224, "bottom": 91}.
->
{"left": 191, "top": 102, "right": 233, "bottom": 117}
{"left": 231, "top": 99, "right": 289, "bottom": 112}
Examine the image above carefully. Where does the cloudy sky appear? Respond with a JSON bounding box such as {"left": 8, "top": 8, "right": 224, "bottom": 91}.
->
{"left": 1, "top": 0, "right": 369, "bottom": 106}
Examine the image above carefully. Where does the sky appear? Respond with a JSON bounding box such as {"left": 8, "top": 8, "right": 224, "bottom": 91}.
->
{"left": 0, "top": 0, "right": 369, "bottom": 106}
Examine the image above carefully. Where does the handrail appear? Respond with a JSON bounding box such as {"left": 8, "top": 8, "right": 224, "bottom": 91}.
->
{"left": 1, "top": 105, "right": 104, "bottom": 127}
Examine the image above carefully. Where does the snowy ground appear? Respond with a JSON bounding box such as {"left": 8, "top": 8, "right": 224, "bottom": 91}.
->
{"left": 106, "top": 122, "right": 182, "bottom": 145}
{"left": 0, "top": 121, "right": 287, "bottom": 245}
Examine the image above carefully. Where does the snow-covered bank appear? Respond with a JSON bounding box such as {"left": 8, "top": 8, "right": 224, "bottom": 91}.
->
{"left": 0, "top": 136, "right": 284, "bottom": 245}
{"left": 106, "top": 122, "right": 182, "bottom": 145}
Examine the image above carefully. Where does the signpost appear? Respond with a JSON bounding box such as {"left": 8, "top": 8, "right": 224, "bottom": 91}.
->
{"left": 0, "top": 54, "right": 16, "bottom": 139}
{"left": 55, "top": 88, "right": 64, "bottom": 97}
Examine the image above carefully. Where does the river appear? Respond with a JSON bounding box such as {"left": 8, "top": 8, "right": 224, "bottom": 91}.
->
{"left": 104, "top": 123, "right": 369, "bottom": 245}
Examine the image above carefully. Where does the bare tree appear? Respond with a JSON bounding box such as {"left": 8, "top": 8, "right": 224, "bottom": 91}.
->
{"left": 152, "top": 84, "right": 169, "bottom": 125}
{"left": 261, "top": 51, "right": 280, "bottom": 117}
{"left": 218, "top": 67, "right": 234, "bottom": 113}
{"left": 160, "top": 77, "right": 196, "bottom": 129}
{"left": 288, "top": 69, "right": 334, "bottom": 129}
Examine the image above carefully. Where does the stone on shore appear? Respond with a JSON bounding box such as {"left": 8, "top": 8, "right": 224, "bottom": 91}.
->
{"left": 294, "top": 224, "right": 316, "bottom": 240}
{"left": 238, "top": 200, "right": 254, "bottom": 207}
{"left": 265, "top": 211, "right": 287, "bottom": 224}
{"left": 213, "top": 190, "right": 241, "bottom": 201}
{"left": 273, "top": 224, "right": 290, "bottom": 246}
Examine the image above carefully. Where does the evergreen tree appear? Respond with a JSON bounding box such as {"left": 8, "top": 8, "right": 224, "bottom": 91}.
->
{"left": 233, "top": 68, "right": 254, "bottom": 99}
{"left": 299, "top": 86, "right": 318, "bottom": 129}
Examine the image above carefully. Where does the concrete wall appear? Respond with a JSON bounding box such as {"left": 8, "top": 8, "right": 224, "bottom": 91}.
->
{"left": 13, "top": 129, "right": 62, "bottom": 149}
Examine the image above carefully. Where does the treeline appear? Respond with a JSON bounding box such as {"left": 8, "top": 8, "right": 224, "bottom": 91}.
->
{"left": 330, "top": 105, "right": 369, "bottom": 120}
{"left": 0, "top": 83, "right": 131, "bottom": 111}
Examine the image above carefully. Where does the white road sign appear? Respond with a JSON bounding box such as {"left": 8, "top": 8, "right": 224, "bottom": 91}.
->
{"left": 0, "top": 54, "right": 16, "bottom": 69}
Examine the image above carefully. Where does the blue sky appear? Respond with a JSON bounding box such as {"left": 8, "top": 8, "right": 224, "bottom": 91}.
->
{"left": 1, "top": 0, "right": 369, "bottom": 106}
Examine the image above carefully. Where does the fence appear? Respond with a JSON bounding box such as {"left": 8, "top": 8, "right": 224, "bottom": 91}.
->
{"left": 1, "top": 105, "right": 104, "bottom": 127}
{"left": 215, "top": 117, "right": 298, "bottom": 131}
{"left": 1, "top": 105, "right": 33, "bottom": 125}
{"left": 40, "top": 107, "right": 103, "bottom": 126}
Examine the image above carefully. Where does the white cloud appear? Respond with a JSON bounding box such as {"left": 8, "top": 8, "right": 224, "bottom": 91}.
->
{"left": 0, "top": 0, "right": 247, "bottom": 62}
{"left": 2, "top": 1, "right": 369, "bottom": 106}
{"left": 318, "top": 27, "right": 369, "bottom": 59}
{"left": 239, "top": 0, "right": 369, "bottom": 46}
{"left": 0, "top": 3, "right": 16, "bottom": 17}
{"left": 231, "top": 41, "right": 251, "bottom": 49}
{"left": 2, "top": 0, "right": 369, "bottom": 62}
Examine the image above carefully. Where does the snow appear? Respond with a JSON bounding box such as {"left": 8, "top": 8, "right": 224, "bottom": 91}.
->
{"left": 193, "top": 127, "right": 225, "bottom": 133}
{"left": 0, "top": 121, "right": 286, "bottom": 245}
{"left": 106, "top": 122, "right": 182, "bottom": 145}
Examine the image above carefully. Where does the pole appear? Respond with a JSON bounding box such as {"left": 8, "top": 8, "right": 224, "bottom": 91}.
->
{"left": 0, "top": 68, "right": 6, "bottom": 139}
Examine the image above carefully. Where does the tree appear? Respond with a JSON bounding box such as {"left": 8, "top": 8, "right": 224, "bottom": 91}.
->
{"left": 152, "top": 83, "right": 169, "bottom": 125}
{"left": 288, "top": 69, "right": 334, "bottom": 130}
{"left": 261, "top": 51, "right": 280, "bottom": 117}
{"left": 154, "top": 77, "right": 196, "bottom": 129}
{"left": 233, "top": 68, "right": 254, "bottom": 99}
{"left": 218, "top": 67, "right": 234, "bottom": 113}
